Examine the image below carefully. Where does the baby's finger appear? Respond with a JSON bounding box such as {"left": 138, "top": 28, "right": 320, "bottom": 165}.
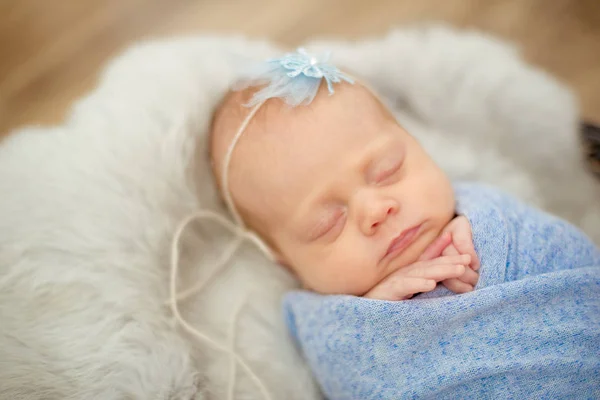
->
{"left": 418, "top": 232, "right": 452, "bottom": 261}
{"left": 365, "top": 277, "right": 437, "bottom": 301}
{"left": 406, "top": 263, "right": 466, "bottom": 282}
{"left": 416, "top": 254, "right": 471, "bottom": 268}
{"left": 441, "top": 243, "right": 459, "bottom": 257}
{"left": 442, "top": 278, "right": 474, "bottom": 294}
{"left": 453, "top": 237, "right": 480, "bottom": 271}
{"left": 458, "top": 266, "right": 479, "bottom": 286}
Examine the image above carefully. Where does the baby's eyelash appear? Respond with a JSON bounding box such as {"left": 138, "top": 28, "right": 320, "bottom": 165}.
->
{"left": 311, "top": 209, "right": 347, "bottom": 240}
{"left": 374, "top": 159, "right": 403, "bottom": 184}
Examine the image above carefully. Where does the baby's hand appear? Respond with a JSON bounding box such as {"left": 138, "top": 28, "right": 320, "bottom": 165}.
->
{"left": 421, "top": 216, "right": 480, "bottom": 293}
{"left": 364, "top": 254, "right": 471, "bottom": 301}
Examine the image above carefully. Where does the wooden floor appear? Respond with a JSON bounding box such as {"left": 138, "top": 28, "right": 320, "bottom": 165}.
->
{"left": 1, "top": 0, "right": 600, "bottom": 137}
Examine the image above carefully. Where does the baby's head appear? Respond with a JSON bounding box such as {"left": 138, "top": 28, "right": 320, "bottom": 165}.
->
{"left": 210, "top": 81, "right": 455, "bottom": 296}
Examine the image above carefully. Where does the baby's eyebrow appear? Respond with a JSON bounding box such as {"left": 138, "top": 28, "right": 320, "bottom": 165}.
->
{"left": 361, "top": 136, "right": 402, "bottom": 175}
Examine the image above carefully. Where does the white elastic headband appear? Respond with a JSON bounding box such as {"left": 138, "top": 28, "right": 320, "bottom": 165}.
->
{"left": 219, "top": 101, "right": 275, "bottom": 260}
{"left": 221, "top": 102, "right": 262, "bottom": 228}
{"left": 168, "top": 48, "right": 354, "bottom": 400}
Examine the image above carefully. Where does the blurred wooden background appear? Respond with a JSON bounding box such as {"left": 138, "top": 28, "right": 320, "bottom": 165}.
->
{"left": 1, "top": 0, "right": 600, "bottom": 137}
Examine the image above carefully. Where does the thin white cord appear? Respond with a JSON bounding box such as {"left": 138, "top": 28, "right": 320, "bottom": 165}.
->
{"left": 227, "top": 296, "right": 248, "bottom": 400}
{"left": 167, "top": 63, "right": 361, "bottom": 400}
{"left": 221, "top": 101, "right": 265, "bottom": 228}
{"left": 168, "top": 211, "right": 272, "bottom": 400}
{"left": 167, "top": 98, "right": 275, "bottom": 399}
{"left": 165, "top": 211, "right": 274, "bottom": 306}
{"left": 170, "top": 70, "right": 366, "bottom": 398}
{"left": 169, "top": 235, "right": 242, "bottom": 303}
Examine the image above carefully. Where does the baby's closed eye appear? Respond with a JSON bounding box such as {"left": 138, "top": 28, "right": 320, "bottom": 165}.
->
{"left": 309, "top": 208, "right": 347, "bottom": 241}
{"left": 367, "top": 152, "right": 404, "bottom": 185}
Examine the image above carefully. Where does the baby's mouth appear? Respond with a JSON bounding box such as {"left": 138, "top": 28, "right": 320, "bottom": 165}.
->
{"left": 382, "top": 224, "right": 423, "bottom": 262}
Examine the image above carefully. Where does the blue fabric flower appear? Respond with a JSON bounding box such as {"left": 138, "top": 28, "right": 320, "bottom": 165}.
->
{"left": 233, "top": 47, "right": 354, "bottom": 107}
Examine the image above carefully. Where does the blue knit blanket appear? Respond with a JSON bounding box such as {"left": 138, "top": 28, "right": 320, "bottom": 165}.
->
{"left": 283, "top": 183, "right": 600, "bottom": 399}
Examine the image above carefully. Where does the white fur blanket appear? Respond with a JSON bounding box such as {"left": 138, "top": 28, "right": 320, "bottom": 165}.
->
{"left": 1, "top": 26, "right": 598, "bottom": 399}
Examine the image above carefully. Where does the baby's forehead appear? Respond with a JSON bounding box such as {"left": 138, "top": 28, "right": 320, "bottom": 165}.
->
{"left": 209, "top": 82, "right": 398, "bottom": 228}
{"left": 209, "top": 82, "right": 390, "bottom": 182}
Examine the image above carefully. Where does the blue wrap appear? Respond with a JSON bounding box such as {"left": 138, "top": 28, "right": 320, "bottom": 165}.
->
{"left": 284, "top": 183, "right": 600, "bottom": 399}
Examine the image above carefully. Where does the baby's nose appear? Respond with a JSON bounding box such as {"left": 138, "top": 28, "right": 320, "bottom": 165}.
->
{"left": 362, "top": 198, "right": 399, "bottom": 235}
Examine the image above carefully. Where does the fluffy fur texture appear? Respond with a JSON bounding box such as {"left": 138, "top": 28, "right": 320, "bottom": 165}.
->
{"left": 0, "top": 26, "right": 598, "bottom": 399}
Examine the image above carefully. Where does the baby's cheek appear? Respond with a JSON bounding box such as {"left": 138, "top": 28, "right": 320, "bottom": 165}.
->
{"left": 281, "top": 240, "right": 378, "bottom": 295}
{"left": 319, "top": 258, "right": 378, "bottom": 296}
{"left": 279, "top": 249, "right": 327, "bottom": 291}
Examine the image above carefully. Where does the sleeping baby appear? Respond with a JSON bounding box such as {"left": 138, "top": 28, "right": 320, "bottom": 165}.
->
{"left": 202, "top": 49, "right": 600, "bottom": 398}
{"left": 210, "top": 75, "right": 479, "bottom": 301}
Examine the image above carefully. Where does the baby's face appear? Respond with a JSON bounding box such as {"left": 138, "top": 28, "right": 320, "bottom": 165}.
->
{"left": 212, "top": 83, "right": 455, "bottom": 295}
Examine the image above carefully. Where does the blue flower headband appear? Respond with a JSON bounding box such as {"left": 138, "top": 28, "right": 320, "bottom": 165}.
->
{"left": 233, "top": 47, "right": 355, "bottom": 107}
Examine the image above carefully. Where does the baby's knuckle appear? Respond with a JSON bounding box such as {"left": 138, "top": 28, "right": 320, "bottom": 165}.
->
{"left": 390, "top": 275, "right": 407, "bottom": 287}
{"left": 454, "top": 238, "right": 470, "bottom": 248}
